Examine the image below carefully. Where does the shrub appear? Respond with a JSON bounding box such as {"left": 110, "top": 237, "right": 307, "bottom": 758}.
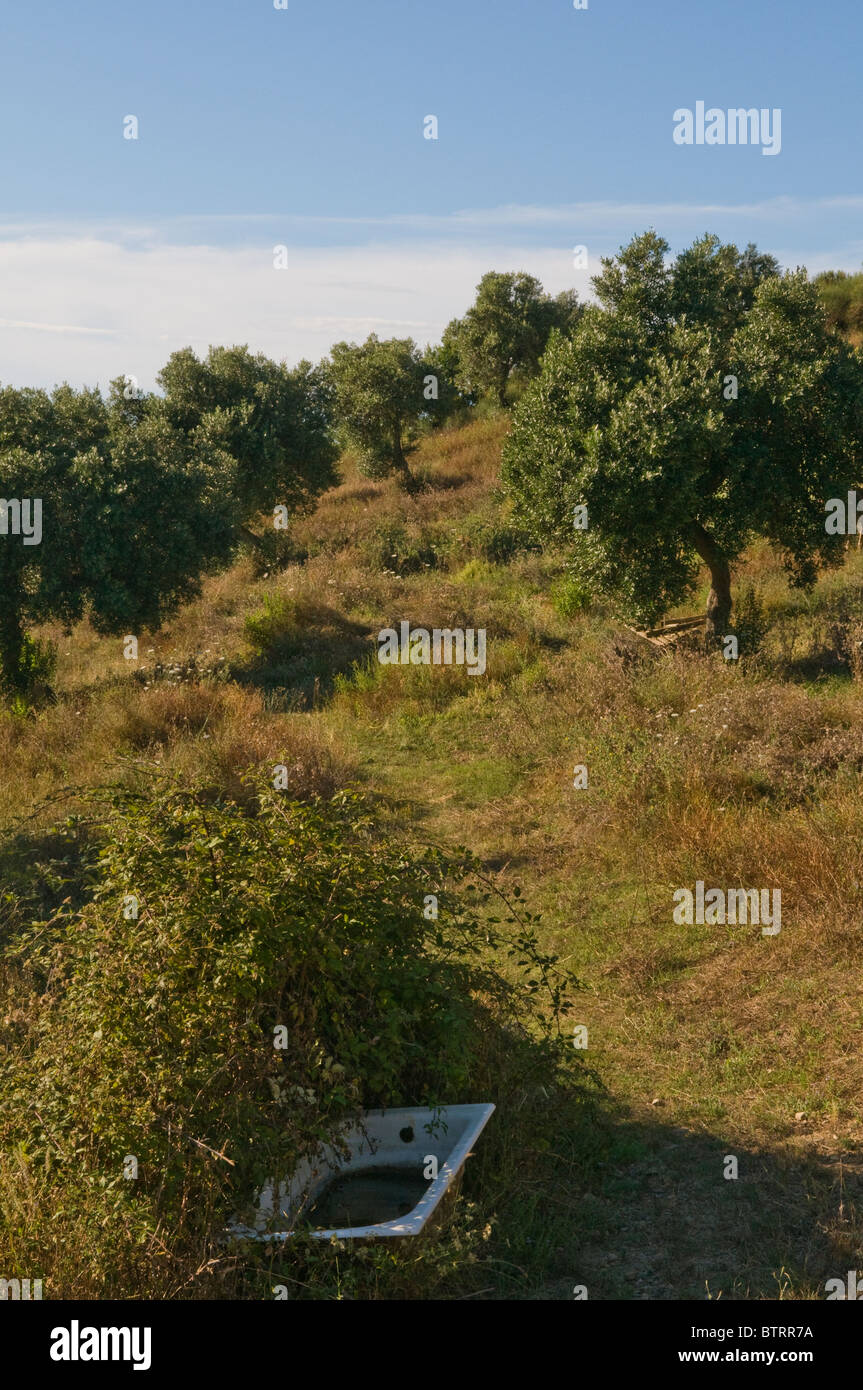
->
{"left": 247, "top": 529, "right": 308, "bottom": 579}
{"left": 733, "top": 583, "right": 769, "bottom": 656}
{"left": 243, "top": 594, "right": 306, "bottom": 654}
{"left": 551, "top": 573, "right": 591, "bottom": 619}
{"left": 0, "top": 633, "right": 57, "bottom": 701}
{"left": 0, "top": 771, "right": 581, "bottom": 1297}
{"left": 361, "top": 521, "right": 443, "bottom": 576}
{"left": 243, "top": 595, "right": 361, "bottom": 658}
{"left": 473, "top": 519, "right": 539, "bottom": 566}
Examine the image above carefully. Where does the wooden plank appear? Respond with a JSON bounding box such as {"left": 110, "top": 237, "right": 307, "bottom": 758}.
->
{"left": 622, "top": 616, "right": 706, "bottom": 649}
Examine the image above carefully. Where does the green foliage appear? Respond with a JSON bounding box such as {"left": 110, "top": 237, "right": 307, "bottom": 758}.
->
{"left": 470, "top": 517, "right": 539, "bottom": 565}
{"left": 156, "top": 347, "right": 338, "bottom": 517}
{"left": 0, "top": 633, "right": 56, "bottom": 693}
{"left": 732, "top": 583, "right": 769, "bottom": 656}
{"left": 246, "top": 527, "right": 308, "bottom": 578}
{"left": 361, "top": 520, "right": 444, "bottom": 575}
{"left": 421, "top": 338, "right": 472, "bottom": 422}
{"left": 359, "top": 514, "right": 537, "bottom": 580}
{"left": 443, "top": 272, "right": 582, "bottom": 409}
{"left": 0, "top": 384, "right": 238, "bottom": 694}
{"left": 327, "top": 335, "right": 427, "bottom": 487}
{"left": 503, "top": 231, "right": 863, "bottom": 632}
{"left": 243, "top": 594, "right": 308, "bottom": 654}
{"left": 551, "top": 573, "right": 592, "bottom": 619}
{"left": 0, "top": 772, "right": 580, "bottom": 1292}
{"left": 239, "top": 595, "right": 370, "bottom": 704}
{"left": 243, "top": 594, "right": 365, "bottom": 659}
{"left": 242, "top": 593, "right": 363, "bottom": 660}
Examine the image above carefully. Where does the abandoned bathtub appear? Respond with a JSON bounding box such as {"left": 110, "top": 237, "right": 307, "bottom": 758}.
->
{"left": 227, "top": 1103, "right": 495, "bottom": 1242}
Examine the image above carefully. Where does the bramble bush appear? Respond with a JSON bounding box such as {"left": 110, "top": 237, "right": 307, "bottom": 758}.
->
{"left": 0, "top": 768, "right": 583, "bottom": 1297}
{"left": 361, "top": 520, "right": 444, "bottom": 576}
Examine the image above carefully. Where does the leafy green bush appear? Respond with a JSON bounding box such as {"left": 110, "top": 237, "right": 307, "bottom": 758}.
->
{"left": 0, "top": 771, "right": 581, "bottom": 1296}
{"left": 551, "top": 573, "right": 591, "bottom": 619}
{"left": 247, "top": 528, "right": 308, "bottom": 578}
{"left": 0, "top": 633, "right": 57, "bottom": 702}
{"left": 240, "top": 595, "right": 371, "bottom": 706}
{"left": 243, "top": 594, "right": 306, "bottom": 654}
{"left": 472, "top": 519, "right": 539, "bottom": 566}
{"left": 361, "top": 521, "right": 443, "bottom": 575}
{"left": 733, "top": 583, "right": 769, "bottom": 655}
{"left": 243, "top": 594, "right": 362, "bottom": 656}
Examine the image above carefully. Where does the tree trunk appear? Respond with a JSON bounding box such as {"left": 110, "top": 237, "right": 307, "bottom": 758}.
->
{"left": 686, "top": 521, "right": 732, "bottom": 643}
{"left": 392, "top": 420, "right": 418, "bottom": 493}
{"left": 237, "top": 523, "right": 269, "bottom": 555}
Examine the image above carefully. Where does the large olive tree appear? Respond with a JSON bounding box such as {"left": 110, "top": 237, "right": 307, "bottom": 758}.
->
{"left": 156, "top": 345, "right": 338, "bottom": 518}
{"left": 503, "top": 232, "right": 863, "bottom": 639}
{"left": 0, "top": 383, "right": 236, "bottom": 693}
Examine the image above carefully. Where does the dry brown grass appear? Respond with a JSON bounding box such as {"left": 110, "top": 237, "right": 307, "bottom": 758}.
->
{"left": 5, "top": 412, "right": 863, "bottom": 1297}
{"left": 0, "top": 678, "right": 356, "bottom": 840}
{"left": 293, "top": 416, "right": 510, "bottom": 555}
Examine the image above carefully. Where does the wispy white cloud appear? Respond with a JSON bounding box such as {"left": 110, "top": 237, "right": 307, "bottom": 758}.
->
{"left": 442, "top": 196, "right": 863, "bottom": 227}
{"left": 2, "top": 194, "right": 863, "bottom": 244}
{"left": 0, "top": 317, "right": 118, "bottom": 336}
{"left": 0, "top": 198, "right": 858, "bottom": 389}
{"left": 0, "top": 237, "right": 592, "bottom": 389}
{"left": 291, "top": 315, "right": 438, "bottom": 334}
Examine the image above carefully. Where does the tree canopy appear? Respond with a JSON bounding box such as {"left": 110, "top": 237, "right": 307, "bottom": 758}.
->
{"left": 156, "top": 345, "right": 338, "bottom": 517}
{"left": 443, "top": 271, "right": 581, "bottom": 409}
{"left": 327, "top": 334, "right": 429, "bottom": 489}
{"left": 0, "top": 382, "right": 236, "bottom": 692}
{"left": 502, "top": 231, "right": 863, "bottom": 638}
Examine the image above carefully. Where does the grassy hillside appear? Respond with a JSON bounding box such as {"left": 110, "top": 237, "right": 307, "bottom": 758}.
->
{"left": 3, "top": 413, "right": 863, "bottom": 1299}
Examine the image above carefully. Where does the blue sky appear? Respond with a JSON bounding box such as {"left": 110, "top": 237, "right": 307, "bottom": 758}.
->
{"left": 0, "top": 0, "right": 861, "bottom": 387}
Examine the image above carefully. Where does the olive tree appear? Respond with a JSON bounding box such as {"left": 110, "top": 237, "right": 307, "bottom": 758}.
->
{"left": 156, "top": 345, "right": 338, "bottom": 519}
{"left": 327, "top": 335, "right": 428, "bottom": 489}
{"left": 503, "top": 231, "right": 863, "bottom": 640}
{"left": 0, "top": 383, "right": 236, "bottom": 693}
{"left": 443, "top": 272, "right": 581, "bottom": 409}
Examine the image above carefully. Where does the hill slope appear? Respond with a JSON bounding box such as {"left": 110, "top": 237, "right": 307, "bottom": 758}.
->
{"left": 3, "top": 415, "right": 863, "bottom": 1299}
